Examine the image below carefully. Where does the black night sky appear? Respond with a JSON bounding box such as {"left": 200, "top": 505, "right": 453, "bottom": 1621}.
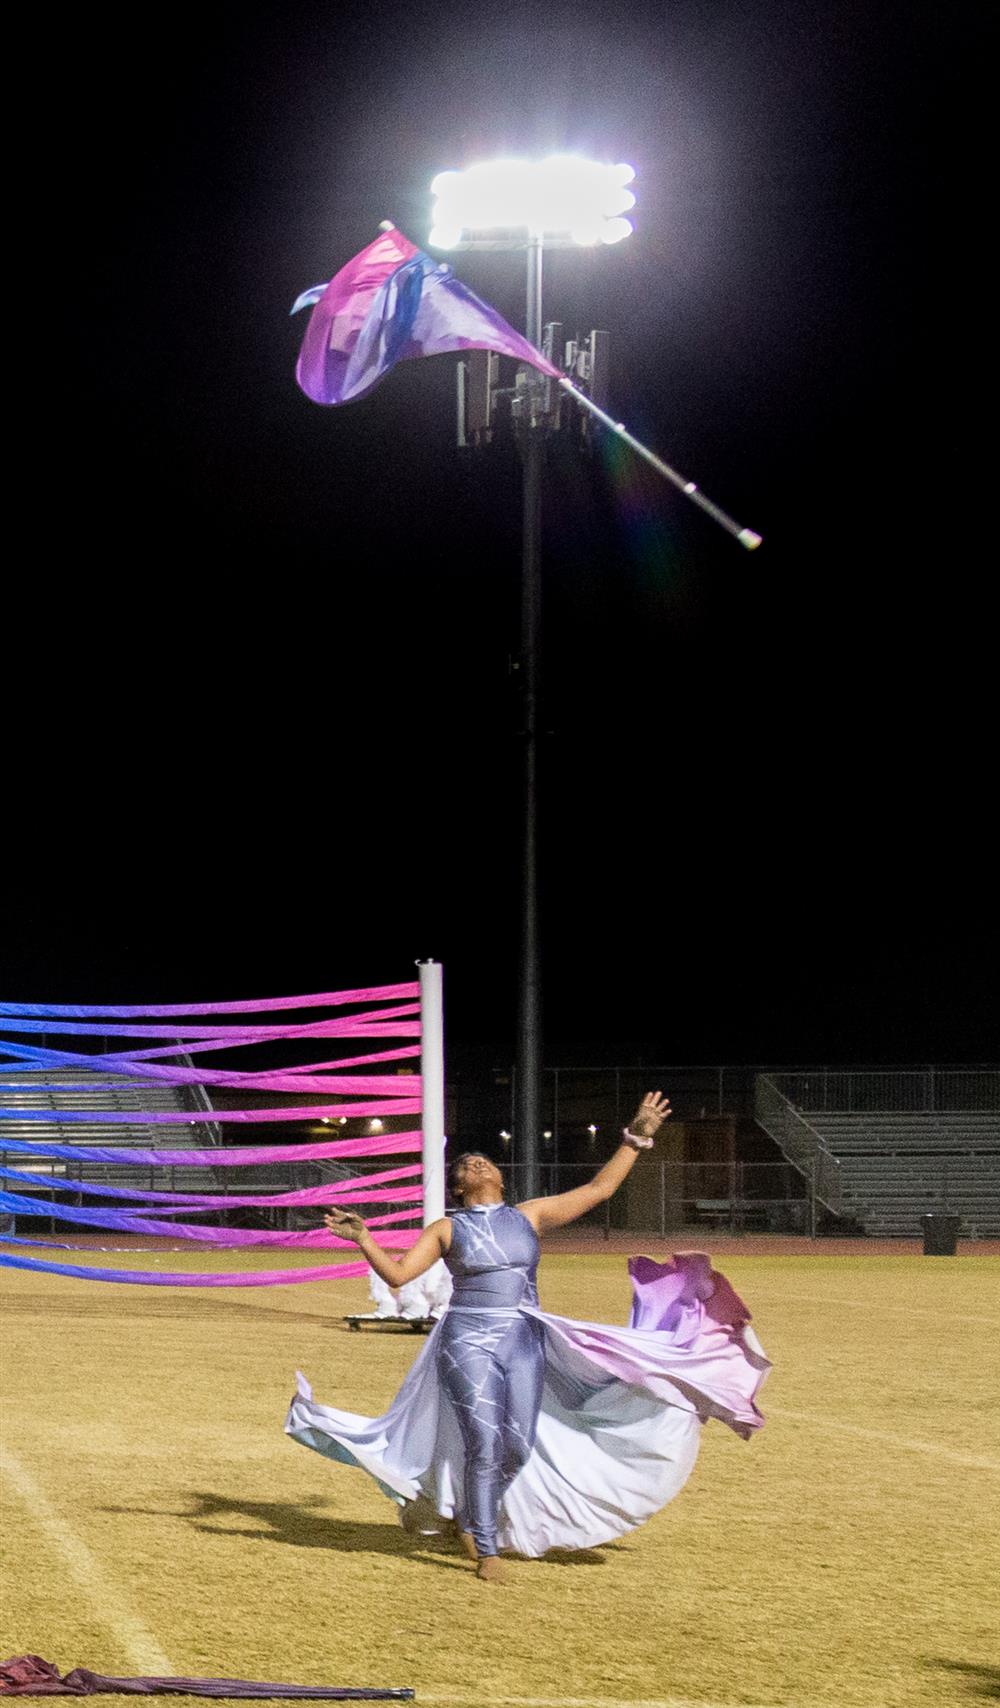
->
{"left": 6, "top": 1, "right": 992, "bottom": 1068}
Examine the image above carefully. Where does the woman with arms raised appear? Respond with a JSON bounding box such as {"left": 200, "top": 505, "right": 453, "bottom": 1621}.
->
{"left": 286, "top": 1092, "right": 770, "bottom": 1583}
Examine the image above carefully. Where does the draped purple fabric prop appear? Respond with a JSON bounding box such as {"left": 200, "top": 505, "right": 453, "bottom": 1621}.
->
{"left": 0, "top": 1656, "right": 414, "bottom": 1698}
{"left": 0, "top": 1067, "right": 418, "bottom": 1094}
{"left": 292, "top": 225, "right": 559, "bottom": 407}
{"left": 0, "top": 1657, "right": 411, "bottom": 1699}
{"left": 0, "top": 980, "right": 433, "bottom": 1286}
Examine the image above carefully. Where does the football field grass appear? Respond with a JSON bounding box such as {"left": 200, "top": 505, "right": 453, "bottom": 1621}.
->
{"left": 2, "top": 1250, "right": 997, "bottom": 1708}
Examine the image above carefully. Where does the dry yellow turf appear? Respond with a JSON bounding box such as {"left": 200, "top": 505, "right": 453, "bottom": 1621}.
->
{"left": 1, "top": 1251, "right": 997, "bottom": 1708}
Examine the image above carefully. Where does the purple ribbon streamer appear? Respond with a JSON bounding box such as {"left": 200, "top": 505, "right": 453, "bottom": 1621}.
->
{"left": 0, "top": 1252, "right": 374, "bottom": 1285}
{"left": 127, "top": 1193, "right": 422, "bottom": 1218}
{"left": 295, "top": 225, "right": 559, "bottom": 406}
{"left": 0, "top": 982, "right": 419, "bottom": 1020}
{"left": 0, "top": 1100, "right": 421, "bottom": 1123}
{"left": 0, "top": 980, "right": 431, "bottom": 1285}
{"left": 0, "top": 1069, "right": 419, "bottom": 1094}
{"left": 0, "top": 1235, "right": 73, "bottom": 1248}
{"left": 0, "top": 1003, "right": 419, "bottom": 1040}
{"left": 0, "top": 1191, "right": 421, "bottom": 1248}
{"left": 0, "top": 1131, "right": 422, "bottom": 1165}
{"left": 0, "top": 1045, "right": 420, "bottom": 1085}
{"left": 0, "top": 1162, "right": 422, "bottom": 1208}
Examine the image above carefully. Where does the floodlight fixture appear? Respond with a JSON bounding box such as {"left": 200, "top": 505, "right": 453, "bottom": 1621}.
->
{"left": 429, "top": 156, "right": 636, "bottom": 250}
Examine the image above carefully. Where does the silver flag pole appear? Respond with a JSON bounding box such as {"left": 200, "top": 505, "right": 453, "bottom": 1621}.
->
{"left": 557, "top": 376, "right": 763, "bottom": 550}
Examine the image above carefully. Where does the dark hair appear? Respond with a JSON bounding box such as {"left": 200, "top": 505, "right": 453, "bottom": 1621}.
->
{"left": 447, "top": 1151, "right": 499, "bottom": 1200}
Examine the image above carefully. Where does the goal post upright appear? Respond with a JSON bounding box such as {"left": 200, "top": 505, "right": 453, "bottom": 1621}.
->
{"left": 418, "top": 959, "right": 446, "bottom": 1224}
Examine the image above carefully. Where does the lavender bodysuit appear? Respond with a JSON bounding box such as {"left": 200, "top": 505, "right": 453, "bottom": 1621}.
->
{"left": 437, "top": 1202, "right": 545, "bottom": 1556}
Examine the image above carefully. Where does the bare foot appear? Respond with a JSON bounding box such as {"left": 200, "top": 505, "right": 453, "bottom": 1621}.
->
{"left": 476, "top": 1555, "right": 507, "bottom": 1584}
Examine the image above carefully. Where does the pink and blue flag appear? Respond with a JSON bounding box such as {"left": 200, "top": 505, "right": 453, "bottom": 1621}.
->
{"left": 292, "top": 225, "right": 560, "bottom": 406}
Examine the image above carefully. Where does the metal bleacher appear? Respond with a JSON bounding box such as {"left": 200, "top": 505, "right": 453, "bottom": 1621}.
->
{"left": 754, "top": 1073, "right": 1000, "bottom": 1237}
{"left": 0, "top": 1068, "right": 222, "bottom": 1216}
{"left": 0, "top": 1072, "right": 399, "bottom": 1234}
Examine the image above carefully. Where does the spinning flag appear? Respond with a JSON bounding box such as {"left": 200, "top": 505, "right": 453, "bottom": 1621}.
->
{"left": 292, "top": 224, "right": 559, "bottom": 406}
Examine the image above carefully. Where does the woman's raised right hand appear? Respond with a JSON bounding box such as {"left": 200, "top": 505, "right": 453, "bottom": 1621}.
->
{"left": 324, "top": 1208, "right": 368, "bottom": 1245}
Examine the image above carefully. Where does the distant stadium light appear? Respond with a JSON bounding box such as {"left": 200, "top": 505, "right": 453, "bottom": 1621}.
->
{"left": 429, "top": 157, "right": 636, "bottom": 250}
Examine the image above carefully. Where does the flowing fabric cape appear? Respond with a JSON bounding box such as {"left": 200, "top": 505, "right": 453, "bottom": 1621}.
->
{"left": 285, "top": 1252, "right": 771, "bottom": 1557}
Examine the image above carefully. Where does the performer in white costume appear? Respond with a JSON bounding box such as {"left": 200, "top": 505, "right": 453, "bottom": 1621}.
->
{"left": 285, "top": 1092, "right": 771, "bottom": 1583}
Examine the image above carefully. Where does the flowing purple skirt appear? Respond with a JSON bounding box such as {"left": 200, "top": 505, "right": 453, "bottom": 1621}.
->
{"left": 285, "top": 1252, "right": 771, "bottom": 1557}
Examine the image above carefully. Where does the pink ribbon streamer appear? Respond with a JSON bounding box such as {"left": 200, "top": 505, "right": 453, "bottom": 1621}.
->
{"left": 0, "top": 1253, "right": 376, "bottom": 1286}
{"left": 0, "top": 1045, "right": 420, "bottom": 1081}
{"left": 0, "top": 1003, "right": 420, "bottom": 1042}
{"left": 0, "top": 980, "right": 433, "bottom": 1285}
{"left": 1, "top": 1189, "right": 421, "bottom": 1248}
{"left": 139, "top": 1186, "right": 423, "bottom": 1216}
{"left": 4, "top": 1162, "right": 423, "bottom": 1209}
{"left": 0, "top": 1130, "right": 423, "bottom": 1166}
{"left": 0, "top": 982, "right": 419, "bottom": 1019}
{"left": 4, "top": 1101, "right": 421, "bottom": 1124}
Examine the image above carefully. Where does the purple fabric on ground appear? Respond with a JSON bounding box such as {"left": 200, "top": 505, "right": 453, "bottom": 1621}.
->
{"left": 0, "top": 1656, "right": 413, "bottom": 1699}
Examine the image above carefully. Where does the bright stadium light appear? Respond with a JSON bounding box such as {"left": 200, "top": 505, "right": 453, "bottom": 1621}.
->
{"left": 429, "top": 156, "right": 636, "bottom": 249}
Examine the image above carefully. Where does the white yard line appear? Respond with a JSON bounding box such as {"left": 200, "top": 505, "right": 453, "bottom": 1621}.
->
{"left": 766, "top": 1406, "right": 1000, "bottom": 1471}
{"left": 781, "top": 1294, "right": 1000, "bottom": 1326}
{"left": 0, "top": 1443, "right": 174, "bottom": 1673}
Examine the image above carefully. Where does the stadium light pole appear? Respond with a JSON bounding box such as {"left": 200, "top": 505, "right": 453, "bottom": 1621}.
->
{"left": 429, "top": 158, "right": 636, "bottom": 1197}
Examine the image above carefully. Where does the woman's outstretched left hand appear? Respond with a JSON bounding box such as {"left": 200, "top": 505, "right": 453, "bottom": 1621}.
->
{"left": 628, "top": 1090, "right": 672, "bottom": 1140}
{"left": 324, "top": 1208, "right": 367, "bottom": 1245}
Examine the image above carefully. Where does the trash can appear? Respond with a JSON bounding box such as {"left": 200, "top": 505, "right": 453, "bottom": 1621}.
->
{"left": 920, "top": 1214, "right": 961, "bottom": 1255}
